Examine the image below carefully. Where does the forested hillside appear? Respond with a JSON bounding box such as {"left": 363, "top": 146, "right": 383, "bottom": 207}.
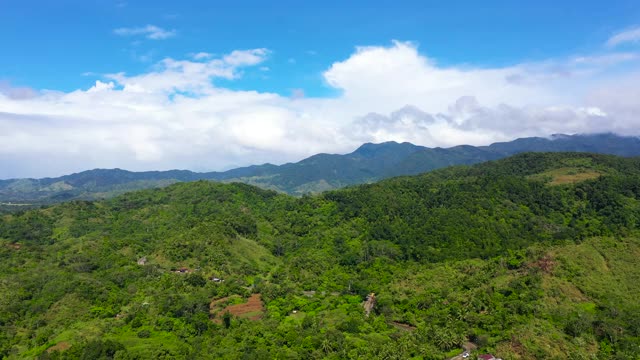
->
{"left": 1, "top": 153, "right": 639, "bottom": 359}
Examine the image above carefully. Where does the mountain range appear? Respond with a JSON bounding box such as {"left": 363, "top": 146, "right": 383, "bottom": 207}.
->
{"left": 1, "top": 132, "right": 640, "bottom": 205}
{"left": 2, "top": 151, "right": 640, "bottom": 358}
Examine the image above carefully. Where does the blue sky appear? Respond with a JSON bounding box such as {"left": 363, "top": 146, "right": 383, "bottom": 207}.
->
{"left": 1, "top": 1, "right": 640, "bottom": 178}
{"left": 2, "top": 0, "right": 639, "bottom": 96}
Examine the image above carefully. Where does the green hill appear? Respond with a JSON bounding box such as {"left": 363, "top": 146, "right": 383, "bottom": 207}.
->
{"left": 1, "top": 153, "right": 639, "bottom": 359}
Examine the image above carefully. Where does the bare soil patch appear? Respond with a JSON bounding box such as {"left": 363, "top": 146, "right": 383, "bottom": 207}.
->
{"left": 210, "top": 294, "right": 264, "bottom": 322}
{"left": 529, "top": 254, "right": 556, "bottom": 274}
{"left": 226, "top": 294, "right": 264, "bottom": 320}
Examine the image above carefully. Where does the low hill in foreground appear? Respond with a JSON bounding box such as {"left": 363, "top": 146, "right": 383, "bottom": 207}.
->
{"left": 2, "top": 133, "right": 640, "bottom": 208}
{"left": 1, "top": 152, "right": 639, "bottom": 359}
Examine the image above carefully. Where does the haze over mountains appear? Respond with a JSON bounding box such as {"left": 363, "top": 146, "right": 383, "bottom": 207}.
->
{"left": 1, "top": 132, "right": 639, "bottom": 205}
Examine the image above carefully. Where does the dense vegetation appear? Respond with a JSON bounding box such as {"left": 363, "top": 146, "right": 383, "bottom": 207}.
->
{"left": 1, "top": 152, "right": 639, "bottom": 359}
{"left": 2, "top": 133, "right": 640, "bottom": 205}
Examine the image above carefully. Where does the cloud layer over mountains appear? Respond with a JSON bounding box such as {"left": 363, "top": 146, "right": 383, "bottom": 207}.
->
{"left": 1, "top": 41, "right": 639, "bottom": 178}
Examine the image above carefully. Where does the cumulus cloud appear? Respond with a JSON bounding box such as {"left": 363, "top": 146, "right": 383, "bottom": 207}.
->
{"left": 346, "top": 99, "right": 620, "bottom": 148}
{"left": 322, "top": 40, "right": 574, "bottom": 115}
{"left": 87, "top": 80, "right": 115, "bottom": 92}
{"left": 102, "top": 48, "right": 270, "bottom": 94}
{"left": 223, "top": 49, "right": 270, "bottom": 66}
{"left": 113, "top": 25, "right": 176, "bottom": 40}
{"left": 606, "top": 26, "right": 640, "bottom": 47}
{"left": 1, "top": 41, "right": 640, "bottom": 178}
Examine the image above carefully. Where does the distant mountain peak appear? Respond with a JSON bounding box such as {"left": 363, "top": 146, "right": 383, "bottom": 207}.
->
{"left": 353, "top": 141, "right": 421, "bottom": 155}
{"left": 550, "top": 133, "right": 571, "bottom": 140}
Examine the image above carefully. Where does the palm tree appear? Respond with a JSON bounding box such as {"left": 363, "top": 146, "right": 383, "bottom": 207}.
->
{"left": 321, "top": 339, "right": 333, "bottom": 354}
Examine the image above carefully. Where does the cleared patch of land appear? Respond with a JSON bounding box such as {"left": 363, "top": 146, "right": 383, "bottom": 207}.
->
{"left": 529, "top": 167, "right": 601, "bottom": 185}
{"left": 210, "top": 294, "right": 265, "bottom": 322}
{"left": 6, "top": 243, "right": 21, "bottom": 250}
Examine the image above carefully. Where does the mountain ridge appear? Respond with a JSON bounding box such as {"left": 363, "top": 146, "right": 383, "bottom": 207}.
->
{"left": 1, "top": 132, "right": 640, "bottom": 205}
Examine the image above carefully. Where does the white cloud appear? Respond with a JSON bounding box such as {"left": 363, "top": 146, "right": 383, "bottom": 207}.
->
{"left": 192, "top": 52, "right": 213, "bottom": 60}
{"left": 1, "top": 41, "right": 640, "bottom": 178}
{"left": 606, "top": 26, "right": 640, "bottom": 47}
{"left": 102, "top": 48, "right": 270, "bottom": 94}
{"left": 87, "top": 80, "right": 115, "bottom": 93}
{"left": 114, "top": 25, "right": 176, "bottom": 40}
{"left": 345, "top": 100, "right": 620, "bottom": 148}
{"left": 571, "top": 53, "right": 639, "bottom": 66}
{"left": 0, "top": 81, "right": 38, "bottom": 100}
{"left": 322, "top": 40, "right": 567, "bottom": 115}
{"left": 223, "top": 49, "right": 270, "bottom": 66}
